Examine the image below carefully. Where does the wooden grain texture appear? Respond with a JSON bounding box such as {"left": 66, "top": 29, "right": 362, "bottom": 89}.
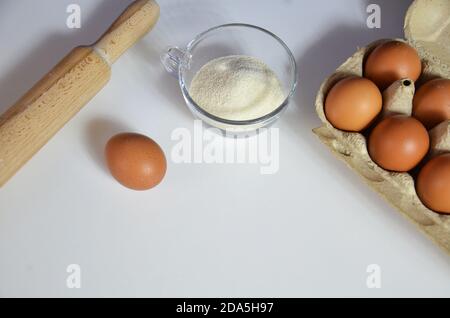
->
{"left": 94, "top": 0, "right": 160, "bottom": 64}
{"left": 0, "top": 0, "right": 160, "bottom": 187}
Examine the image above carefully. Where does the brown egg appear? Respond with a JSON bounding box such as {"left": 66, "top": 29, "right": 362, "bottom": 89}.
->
{"left": 105, "top": 133, "right": 167, "bottom": 191}
{"left": 365, "top": 41, "right": 422, "bottom": 90}
{"left": 413, "top": 78, "right": 450, "bottom": 129}
{"left": 368, "top": 115, "right": 429, "bottom": 172}
{"left": 417, "top": 154, "right": 450, "bottom": 214}
{"left": 325, "top": 76, "right": 382, "bottom": 132}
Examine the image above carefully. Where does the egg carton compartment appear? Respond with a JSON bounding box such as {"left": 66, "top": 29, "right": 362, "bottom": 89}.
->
{"left": 313, "top": 0, "right": 450, "bottom": 254}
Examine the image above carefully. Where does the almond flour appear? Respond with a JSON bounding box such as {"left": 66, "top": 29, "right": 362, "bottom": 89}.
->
{"left": 189, "top": 55, "right": 285, "bottom": 121}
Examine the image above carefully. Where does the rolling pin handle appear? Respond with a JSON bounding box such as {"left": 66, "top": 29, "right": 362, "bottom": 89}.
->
{"left": 93, "top": 0, "right": 160, "bottom": 64}
{"left": 0, "top": 0, "right": 160, "bottom": 187}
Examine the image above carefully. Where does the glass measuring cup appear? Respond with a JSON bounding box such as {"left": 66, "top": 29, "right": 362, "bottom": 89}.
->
{"left": 161, "top": 23, "right": 297, "bottom": 133}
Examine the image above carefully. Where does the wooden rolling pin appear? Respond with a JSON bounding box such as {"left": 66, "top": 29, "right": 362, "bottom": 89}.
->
{"left": 0, "top": 0, "right": 160, "bottom": 187}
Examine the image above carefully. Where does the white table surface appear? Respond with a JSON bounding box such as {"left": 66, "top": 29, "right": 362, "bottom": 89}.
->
{"left": 0, "top": 0, "right": 449, "bottom": 298}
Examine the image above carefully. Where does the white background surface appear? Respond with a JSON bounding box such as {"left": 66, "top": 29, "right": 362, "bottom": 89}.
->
{"left": 0, "top": 0, "right": 449, "bottom": 298}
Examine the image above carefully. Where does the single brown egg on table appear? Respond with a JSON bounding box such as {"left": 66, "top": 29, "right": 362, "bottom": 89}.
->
{"left": 413, "top": 78, "right": 450, "bottom": 129}
{"left": 105, "top": 133, "right": 167, "bottom": 191}
{"left": 364, "top": 41, "right": 422, "bottom": 90}
{"left": 325, "top": 76, "right": 382, "bottom": 132}
{"left": 417, "top": 154, "right": 450, "bottom": 214}
{"left": 368, "top": 115, "right": 429, "bottom": 172}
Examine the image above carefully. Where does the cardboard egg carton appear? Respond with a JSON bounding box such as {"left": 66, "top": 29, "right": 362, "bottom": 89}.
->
{"left": 313, "top": 0, "right": 450, "bottom": 254}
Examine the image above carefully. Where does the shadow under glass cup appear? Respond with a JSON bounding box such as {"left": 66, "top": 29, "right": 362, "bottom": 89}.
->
{"left": 161, "top": 23, "right": 298, "bottom": 134}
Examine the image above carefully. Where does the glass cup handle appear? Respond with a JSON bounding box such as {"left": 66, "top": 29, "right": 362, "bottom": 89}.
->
{"left": 161, "top": 46, "right": 190, "bottom": 78}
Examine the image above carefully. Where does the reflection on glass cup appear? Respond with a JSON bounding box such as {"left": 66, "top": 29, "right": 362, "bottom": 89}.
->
{"left": 161, "top": 23, "right": 297, "bottom": 134}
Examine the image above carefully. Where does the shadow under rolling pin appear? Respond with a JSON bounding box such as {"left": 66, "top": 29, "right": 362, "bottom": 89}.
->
{"left": 0, "top": 0, "right": 160, "bottom": 187}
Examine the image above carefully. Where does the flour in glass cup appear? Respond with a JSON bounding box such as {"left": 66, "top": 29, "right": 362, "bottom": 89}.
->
{"left": 189, "top": 55, "right": 285, "bottom": 121}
